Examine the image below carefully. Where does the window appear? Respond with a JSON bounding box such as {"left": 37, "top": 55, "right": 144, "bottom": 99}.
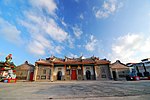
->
{"left": 101, "top": 75, "right": 106, "bottom": 78}
{"left": 37, "top": 75, "right": 40, "bottom": 79}
{"left": 78, "top": 70, "right": 82, "bottom": 75}
{"left": 49, "top": 69, "right": 51, "bottom": 75}
{"left": 43, "top": 69, "right": 46, "bottom": 74}
{"left": 41, "top": 76, "right": 46, "bottom": 79}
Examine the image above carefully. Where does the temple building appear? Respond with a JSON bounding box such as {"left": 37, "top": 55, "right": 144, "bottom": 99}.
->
{"left": 110, "top": 60, "right": 129, "bottom": 80}
{"left": 33, "top": 56, "right": 111, "bottom": 81}
{"left": 16, "top": 61, "right": 34, "bottom": 81}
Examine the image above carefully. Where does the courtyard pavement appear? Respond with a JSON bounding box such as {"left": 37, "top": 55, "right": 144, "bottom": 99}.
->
{"left": 0, "top": 80, "right": 150, "bottom": 100}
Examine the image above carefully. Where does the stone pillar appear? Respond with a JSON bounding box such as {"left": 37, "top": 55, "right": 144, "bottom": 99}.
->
{"left": 27, "top": 70, "right": 30, "bottom": 80}
{"left": 33, "top": 63, "right": 38, "bottom": 81}
{"left": 69, "top": 65, "right": 71, "bottom": 80}
{"left": 51, "top": 64, "right": 54, "bottom": 82}
{"left": 94, "top": 65, "right": 97, "bottom": 80}
{"left": 143, "top": 63, "right": 149, "bottom": 77}
{"left": 82, "top": 64, "right": 84, "bottom": 80}
{"left": 64, "top": 64, "right": 66, "bottom": 80}
{"left": 93, "top": 65, "right": 96, "bottom": 80}
{"left": 115, "top": 69, "right": 119, "bottom": 80}
{"left": 110, "top": 68, "right": 113, "bottom": 80}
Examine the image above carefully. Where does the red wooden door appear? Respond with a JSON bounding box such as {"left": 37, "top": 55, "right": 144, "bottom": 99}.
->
{"left": 71, "top": 70, "right": 77, "bottom": 80}
{"left": 30, "top": 72, "right": 34, "bottom": 81}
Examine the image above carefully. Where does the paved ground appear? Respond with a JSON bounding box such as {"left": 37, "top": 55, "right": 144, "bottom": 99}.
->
{"left": 0, "top": 80, "right": 150, "bottom": 100}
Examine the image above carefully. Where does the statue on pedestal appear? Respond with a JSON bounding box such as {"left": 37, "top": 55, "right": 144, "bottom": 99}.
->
{"left": 5, "top": 54, "right": 12, "bottom": 66}
{"left": 0, "top": 54, "right": 16, "bottom": 82}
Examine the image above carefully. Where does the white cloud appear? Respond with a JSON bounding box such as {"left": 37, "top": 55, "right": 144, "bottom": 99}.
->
{"left": 28, "top": 35, "right": 52, "bottom": 55}
{"left": 19, "top": 0, "right": 69, "bottom": 56}
{"left": 61, "top": 18, "right": 67, "bottom": 27}
{"left": 85, "top": 35, "right": 98, "bottom": 51}
{"left": 95, "top": 10, "right": 109, "bottom": 18}
{"left": 109, "top": 33, "right": 150, "bottom": 63}
{"left": 79, "top": 14, "right": 84, "bottom": 19}
{"left": 28, "top": 35, "right": 64, "bottom": 56}
{"left": 67, "top": 35, "right": 75, "bottom": 48}
{"left": 21, "top": 11, "right": 68, "bottom": 42}
{"left": 45, "top": 18, "right": 68, "bottom": 42}
{"left": 29, "top": 0, "right": 57, "bottom": 16}
{"left": 77, "top": 45, "right": 82, "bottom": 48}
{"left": 0, "top": 17, "right": 22, "bottom": 44}
{"left": 55, "top": 46, "right": 63, "bottom": 54}
{"left": 28, "top": 40, "right": 46, "bottom": 56}
{"left": 72, "top": 25, "right": 83, "bottom": 38}
{"left": 68, "top": 53, "right": 78, "bottom": 58}
{"left": 94, "top": 0, "right": 123, "bottom": 19}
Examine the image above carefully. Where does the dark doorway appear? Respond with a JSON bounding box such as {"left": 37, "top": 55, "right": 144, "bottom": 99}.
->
{"left": 112, "top": 71, "right": 117, "bottom": 80}
{"left": 57, "top": 71, "right": 62, "bottom": 80}
{"left": 86, "top": 70, "right": 91, "bottom": 80}
{"left": 49, "top": 69, "right": 51, "bottom": 80}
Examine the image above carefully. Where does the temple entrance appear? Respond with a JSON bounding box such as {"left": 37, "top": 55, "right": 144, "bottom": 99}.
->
{"left": 49, "top": 69, "right": 51, "bottom": 80}
{"left": 112, "top": 71, "right": 117, "bottom": 80}
{"left": 57, "top": 71, "right": 62, "bottom": 80}
{"left": 71, "top": 70, "right": 77, "bottom": 80}
{"left": 30, "top": 72, "right": 34, "bottom": 81}
{"left": 86, "top": 70, "right": 91, "bottom": 80}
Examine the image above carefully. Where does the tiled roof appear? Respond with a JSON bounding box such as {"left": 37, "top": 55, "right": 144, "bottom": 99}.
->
{"left": 95, "top": 59, "right": 110, "bottom": 64}
{"left": 16, "top": 63, "right": 34, "bottom": 70}
{"left": 110, "top": 60, "right": 129, "bottom": 69}
{"left": 37, "top": 56, "right": 110, "bottom": 65}
{"left": 36, "top": 60, "right": 53, "bottom": 66}
{"left": 16, "top": 61, "right": 34, "bottom": 70}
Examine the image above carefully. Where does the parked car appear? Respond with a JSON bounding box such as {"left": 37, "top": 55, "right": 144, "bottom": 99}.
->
{"left": 126, "top": 75, "right": 140, "bottom": 81}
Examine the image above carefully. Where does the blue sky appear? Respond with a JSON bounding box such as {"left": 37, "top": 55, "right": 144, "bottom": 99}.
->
{"left": 0, "top": 0, "right": 150, "bottom": 65}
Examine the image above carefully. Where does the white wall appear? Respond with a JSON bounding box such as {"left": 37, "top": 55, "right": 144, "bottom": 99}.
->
{"left": 54, "top": 67, "right": 65, "bottom": 76}
{"left": 83, "top": 66, "right": 94, "bottom": 75}
{"left": 144, "top": 63, "right": 150, "bottom": 73}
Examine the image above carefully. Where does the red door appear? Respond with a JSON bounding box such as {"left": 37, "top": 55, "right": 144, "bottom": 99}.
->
{"left": 30, "top": 72, "right": 34, "bottom": 81}
{"left": 71, "top": 70, "right": 77, "bottom": 80}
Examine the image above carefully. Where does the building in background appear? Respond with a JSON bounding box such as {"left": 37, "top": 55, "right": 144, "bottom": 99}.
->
{"left": 110, "top": 60, "right": 129, "bottom": 80}
{"left": 33, "top": 56, "right": 111, "bottom": 81}
{"left": 127, "top": 58, "right": 150, "bottom": 78}
{"left": 16, "top": 61, "right": 34, "bottom": 81}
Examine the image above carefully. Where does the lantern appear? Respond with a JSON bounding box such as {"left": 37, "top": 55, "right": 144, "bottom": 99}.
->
{"left": 67, "top": 65, "right": 71, "bottom": 70}
{"left": 69, "top": 65, "right": 71, "bottom": 69}
{"left": 77, "top": 65, "right": 81, "bottom": 69}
